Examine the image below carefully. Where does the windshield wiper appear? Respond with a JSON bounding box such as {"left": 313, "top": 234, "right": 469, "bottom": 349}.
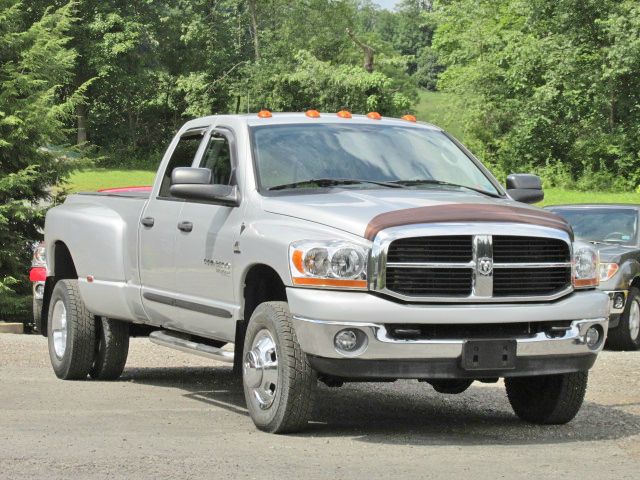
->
{"left": 389, "top": 179, "right": 502, "bottom": 198}
{"left": 267, "top": 178, "right": 406, "bottom": 191}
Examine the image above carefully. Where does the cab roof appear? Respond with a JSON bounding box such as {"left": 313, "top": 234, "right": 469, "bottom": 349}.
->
{"left": 182, "top": 112, "right": 441, "bottom": 131}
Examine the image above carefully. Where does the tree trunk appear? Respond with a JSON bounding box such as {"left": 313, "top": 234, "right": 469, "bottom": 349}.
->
{"left": 76, "top": 104, "right": 87, "bottom": 144}
{"left": 248, "top": 0, "right": 260, "bottom": 60}
{"left": 346, "top": 28, "right": 374, "bottom": 73}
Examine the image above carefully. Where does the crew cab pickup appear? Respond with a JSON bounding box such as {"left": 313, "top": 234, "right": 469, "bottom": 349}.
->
{"left": 40, "top": 112, "right": 609, "bottom": 433}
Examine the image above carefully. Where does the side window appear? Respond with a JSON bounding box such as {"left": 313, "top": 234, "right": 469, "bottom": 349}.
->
{"left": 199, "top": 133, "right": 232, "bottom": 185}
{"left": 159, "top": 131, "right": 205, "bottom": 198}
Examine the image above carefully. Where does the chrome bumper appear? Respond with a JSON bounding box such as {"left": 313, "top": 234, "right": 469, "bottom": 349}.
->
{"left": 292, "top": 316, "right": 608, "bottom": 360}
{"left": 287, "top": 288, "right": 610, "bottom": 364}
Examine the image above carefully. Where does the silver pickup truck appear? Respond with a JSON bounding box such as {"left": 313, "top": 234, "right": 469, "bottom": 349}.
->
{"left": 40, "top": 111, "right": 609, "bottom": 433}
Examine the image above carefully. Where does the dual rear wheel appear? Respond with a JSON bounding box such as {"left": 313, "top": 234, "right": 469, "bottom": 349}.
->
{"left": 47, "top": 279, "right": 129, "bottom": 381}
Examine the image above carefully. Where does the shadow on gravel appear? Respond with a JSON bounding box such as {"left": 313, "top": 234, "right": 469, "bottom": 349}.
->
{"left": 123, "top": 365, "right": 640, "bottom": 446}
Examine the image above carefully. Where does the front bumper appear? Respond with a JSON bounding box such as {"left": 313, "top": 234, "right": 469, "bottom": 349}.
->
{"left": 287, "top": 288, "right": 609, "bottom": 378}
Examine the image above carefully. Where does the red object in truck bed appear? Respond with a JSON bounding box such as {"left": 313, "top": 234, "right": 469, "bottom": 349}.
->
{"left": 97, "top": 186, "right": 152, "bottom": 193}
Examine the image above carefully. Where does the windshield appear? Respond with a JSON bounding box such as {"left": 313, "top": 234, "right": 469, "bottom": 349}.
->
{"left": 550, "top": 208, "right": 639, "bottom": 246}
{"left": 250, "top": 124, "right": 500, "bottom": 195}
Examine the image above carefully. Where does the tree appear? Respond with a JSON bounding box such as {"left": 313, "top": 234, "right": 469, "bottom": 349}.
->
{"left": 433, "top": 0, "right": 640, "bottom": 188}
{"left": 0, "top": 0, "right": 81, "bottom": 320}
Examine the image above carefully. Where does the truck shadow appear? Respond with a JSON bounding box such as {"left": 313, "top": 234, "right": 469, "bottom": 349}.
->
{"left": 123, "top": 365, "right": 640, "bottom": 446}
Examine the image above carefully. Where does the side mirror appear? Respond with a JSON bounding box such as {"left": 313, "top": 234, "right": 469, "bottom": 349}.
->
{"left": 506, "top": 173, "right": 544, "bottom": 204}
{"left": 169, "top": 167, "right": 239, "bottom": 206}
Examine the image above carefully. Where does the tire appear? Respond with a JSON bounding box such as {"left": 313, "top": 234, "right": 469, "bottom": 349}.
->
{"left": 47, "top": 279, "right": 97, "bottom": 380}
{"left": 90, "top": 317, "right": 130, "bottom": 380}
{"left": 24, "top": 296, "right": 40, "bottom": 334}
{"left": 606, "top": 287, "right": 640, "bottom": 351}
{"left": 242, "top": 301, "right": 316, "bottom": 433}
{"left": 505, "top": 371, "right": 588, "bottom": 424}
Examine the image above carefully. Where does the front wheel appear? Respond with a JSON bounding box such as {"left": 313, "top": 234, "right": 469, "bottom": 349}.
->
{"left": 242, "top": 301, "right": 316, "bottom": 433}
{"left": 607, "top": 287, "right": 640, "bottom": 351}
{"left": 505, "top": 371, "right": 588, "bottom": 424}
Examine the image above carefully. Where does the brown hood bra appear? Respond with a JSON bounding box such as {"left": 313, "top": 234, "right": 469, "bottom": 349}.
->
{"left": 364, "top": 203, "right": 573, "bottom": 240}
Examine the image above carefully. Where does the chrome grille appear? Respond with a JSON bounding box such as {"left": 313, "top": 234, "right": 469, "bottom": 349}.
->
{"left": 374, "top": 227, "right": 573, "bottom": 303}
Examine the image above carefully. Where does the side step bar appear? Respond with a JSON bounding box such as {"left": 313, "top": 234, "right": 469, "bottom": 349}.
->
{"left": 149, "top": 330, "right": 234, "bottom": 363}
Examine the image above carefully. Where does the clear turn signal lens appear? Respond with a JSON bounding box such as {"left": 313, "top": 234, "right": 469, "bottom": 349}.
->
{"left": 599, "top": 262, "right": 619, "bottom": 282}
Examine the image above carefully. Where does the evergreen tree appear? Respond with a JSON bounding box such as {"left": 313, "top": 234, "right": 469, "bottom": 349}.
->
{"left": 0, "top": 0, "right": 81, "bottom": 320}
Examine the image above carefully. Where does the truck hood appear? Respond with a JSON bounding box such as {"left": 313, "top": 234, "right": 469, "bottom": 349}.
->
{"left": 261, "top": 189, "right": 570, "bottom": 239}
{"left": 589, "top": 243, "right": 639, "bottom": 262}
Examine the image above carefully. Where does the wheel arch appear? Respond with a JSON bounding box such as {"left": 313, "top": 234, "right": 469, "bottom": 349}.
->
{"left": 233, "top": 263, "right": 287, "bottom": 372}
{"left": 39, "top": 240, "right": 78, "bottom": 337}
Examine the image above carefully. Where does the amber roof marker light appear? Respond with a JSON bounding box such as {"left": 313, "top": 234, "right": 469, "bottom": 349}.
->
{"left": 337, "top": 110, "right": 352, "bottom": 119}
{"left": 257, "top": 109, "right": 272, "bottom": 118}
{"left": 401, "top": 114, "right": 417, "bottom": 122}
{"left": 366, "top": 111, "right": 382, "bottom": 120}
{"left": 306, "top": 109, "right": 321, "bottom": 118}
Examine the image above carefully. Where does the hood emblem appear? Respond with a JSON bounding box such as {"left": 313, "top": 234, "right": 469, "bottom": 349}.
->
{"left": 477, "top": 257, "right": 493, "bottom": 276}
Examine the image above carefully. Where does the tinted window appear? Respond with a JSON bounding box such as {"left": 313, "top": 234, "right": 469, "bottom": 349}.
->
{"left": 159, "top": 132, "right": 204, "bottom": 197}
{"left": 550, "top": 208, "right": 638, "bottom": 245}
{"left": 250, "top": 124, "right": 498, "bottom": 194}
{"left": 200, "top": 134, "right": 232, "bottom": 185}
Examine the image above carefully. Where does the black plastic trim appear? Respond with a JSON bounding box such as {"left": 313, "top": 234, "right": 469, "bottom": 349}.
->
{"left": 143, "top": 292, "right": 232, "bottom": 318}
{"left": 308, "top": 353, "right": 597, "bottom": 380}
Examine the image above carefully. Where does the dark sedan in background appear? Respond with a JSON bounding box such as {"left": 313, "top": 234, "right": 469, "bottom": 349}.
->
{"left": 546, "top": 204, "right": 640, "bottom": 351}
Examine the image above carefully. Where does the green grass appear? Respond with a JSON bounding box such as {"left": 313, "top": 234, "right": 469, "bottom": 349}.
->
{"left": 539, "top": 188, "right": 640, "bottom": 206}
{"left": 414, "top": 90, "right": 466, "bottom": 140}
{"left": 64, "top": 168, "right": 155, "bottom": 193}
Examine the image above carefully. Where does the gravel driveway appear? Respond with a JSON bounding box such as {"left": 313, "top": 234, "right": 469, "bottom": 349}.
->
{"left": 1, "top": 334, "right": 639, "bottom": 479}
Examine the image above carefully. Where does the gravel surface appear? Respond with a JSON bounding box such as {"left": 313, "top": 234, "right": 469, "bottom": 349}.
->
{"left": 1, "top": 334, "right": 639, "bottom": 479}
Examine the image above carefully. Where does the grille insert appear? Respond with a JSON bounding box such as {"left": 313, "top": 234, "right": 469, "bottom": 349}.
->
{"left": 387, "top": 235, "right": 472, "bottom": 263}
{"left": 385, "top": 267, "right": 472, "bottom": 296}
{"left": 493, "top": 267, "right": 571, "bottom": 296}
{"left": 493, "top": 236, "right": 569, "bottom": 263}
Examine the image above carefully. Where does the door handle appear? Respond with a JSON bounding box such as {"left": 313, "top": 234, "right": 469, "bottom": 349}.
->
{"left": 141, "top": 217, "right": 155, "bottom": 227}
{"left": 178, "top": 221, "right": 193, "bottom": 233}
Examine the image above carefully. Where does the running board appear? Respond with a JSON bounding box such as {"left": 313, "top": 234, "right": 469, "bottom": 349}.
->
{"left": 149, "top": 330, "right": 234, "bottom": 363}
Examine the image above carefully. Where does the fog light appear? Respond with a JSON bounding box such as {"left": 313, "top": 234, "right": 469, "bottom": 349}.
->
{"left": 585, "top": 326, "right": 601, "bottom": 348}
{"left": 613, "top": 293, "right": 625, "bottom": 310}
{"left": 335, "top": 329, "right": 358, "bottom": 351}
{"left": 334, "top": 328, "right": 367, "bottom": 355}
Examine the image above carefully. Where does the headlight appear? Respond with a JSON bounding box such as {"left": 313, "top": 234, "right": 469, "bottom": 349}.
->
{"left": 290, "top": 240, "right": 368, "bottom": 289}
{"left": 599, "top": 262, "right": 619, "bottom": 282}
{"left": 572, "top": 241, "right": 599, "bottom": 288}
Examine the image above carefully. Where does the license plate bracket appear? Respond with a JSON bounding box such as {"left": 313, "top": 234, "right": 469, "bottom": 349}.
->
{"left": 462, "top": 339, "right": 517, "bottom": 370}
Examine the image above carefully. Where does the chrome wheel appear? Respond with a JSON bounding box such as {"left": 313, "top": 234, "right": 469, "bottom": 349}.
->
{"left": 629, "top": 300, "right": 640, "bottom": 341}
{"left": 51, "top": 300, "right": 68, "bottom": 359}
{"left": 243, "top": 329, "right": 278, "bottom": 410}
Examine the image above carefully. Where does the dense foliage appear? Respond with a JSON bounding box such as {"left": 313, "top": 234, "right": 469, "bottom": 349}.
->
{"left": 433, "top": 0, "right": 640, "bottom": 189}
{"left": 0, "top": 0, "right": 82, "bottom": 319}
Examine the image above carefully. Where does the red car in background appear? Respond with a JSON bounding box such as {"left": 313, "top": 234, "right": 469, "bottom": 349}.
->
{"left": 26, "top": 185, "right": 151, "bottom": 333}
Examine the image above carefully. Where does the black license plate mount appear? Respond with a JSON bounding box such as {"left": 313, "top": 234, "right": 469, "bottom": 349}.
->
{"left": 462, "top": 339, "right": 517, "bottom": 370}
